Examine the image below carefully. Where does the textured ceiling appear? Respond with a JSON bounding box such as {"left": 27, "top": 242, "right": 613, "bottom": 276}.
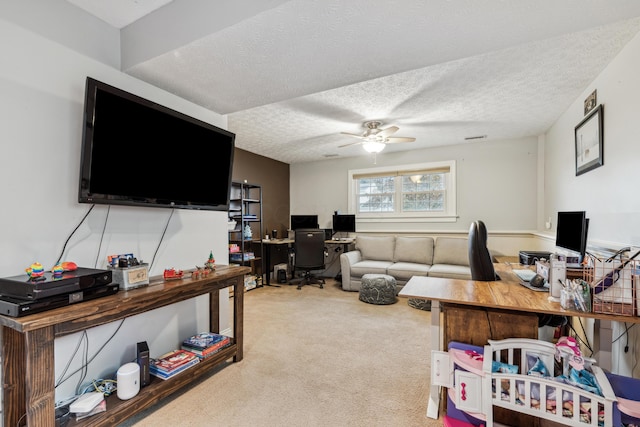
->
{"left": 67, "top": 0, "right": 640, "bottom": 164}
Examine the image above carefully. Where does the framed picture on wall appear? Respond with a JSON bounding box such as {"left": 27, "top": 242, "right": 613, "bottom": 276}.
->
{"left": 575, "top": 104, "right": 603, "bottom": 176}
{"left": 584, "top": 90, "right": 597, "bottom": 115}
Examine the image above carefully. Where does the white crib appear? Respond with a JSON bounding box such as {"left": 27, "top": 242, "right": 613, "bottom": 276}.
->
{"left": 432, "top": 338, "right": 617, "bottom": 426}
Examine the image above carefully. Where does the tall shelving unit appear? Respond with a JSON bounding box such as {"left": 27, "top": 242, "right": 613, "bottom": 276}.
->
{"left": 228, "top": 181, "right": 263, "bottom": 288}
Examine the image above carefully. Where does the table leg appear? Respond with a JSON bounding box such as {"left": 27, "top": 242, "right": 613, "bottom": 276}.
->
{"left": 263, "top": 244, "right": 281, "bottom": 287}
{"left": 595, "top": 319, "right": 613, "bottom": 372}
{"left": 233, "top": 276, "right": 244, "bottom": 362}
{"left": 210, "top": 291, "right": 220, "bottom": 333}
{"left": 3, "top": 326, "right": 56, "bottom": 427}
{"left": 265, "top": 244, "right": 272, "bottom": 286}
{"left": 427, "top": 300, "right": 441, "bottom": 419}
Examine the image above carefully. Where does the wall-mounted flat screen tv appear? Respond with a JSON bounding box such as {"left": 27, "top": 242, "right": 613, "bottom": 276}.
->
{"left": 78, "top": 77, "right": 235, "bottom": 211}
{"left": 332, "top": 214, "right": 356, "bottom": 233}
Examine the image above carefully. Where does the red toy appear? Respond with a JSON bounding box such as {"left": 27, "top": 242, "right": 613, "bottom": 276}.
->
{"left": 191, "top": 266, "right": 211, "bottom": 280}
{"left": 60, "top": 261, "right": 78, "bottom": 271}
{"left": 163, "top": 268, "right": 184, "bottom": 280}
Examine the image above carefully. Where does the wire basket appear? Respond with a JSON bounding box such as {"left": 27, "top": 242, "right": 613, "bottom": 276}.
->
{"left": 583, "top": 250, "right": 640, "bottom": 316}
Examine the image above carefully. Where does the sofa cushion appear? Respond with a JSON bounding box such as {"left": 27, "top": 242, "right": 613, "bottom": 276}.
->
{"left": 428, "top": 264, "right": 472, "bottom": 280}
{"left": 387, "top": 262, "right": 430, "bottom": 281}
{"left": 394, "top": 236, "right": 434, "bottom": 265}
{"left": 433, "top": 237, "right": 469, "bottom": 266}
{"left": 350, "top": 260, "right": 394, "bottom": 277}
{"left": 355, "top": 236, "right": 395, "bottom": 262}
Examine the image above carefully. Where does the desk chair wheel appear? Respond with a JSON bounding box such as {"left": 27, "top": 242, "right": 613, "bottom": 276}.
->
{"left": 292, "top": 271, "right": 325, "bottom": 290}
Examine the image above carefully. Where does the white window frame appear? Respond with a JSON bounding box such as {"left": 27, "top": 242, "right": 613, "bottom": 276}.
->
{"left": 348, "top": 160, "right": 457, "bottom": 224}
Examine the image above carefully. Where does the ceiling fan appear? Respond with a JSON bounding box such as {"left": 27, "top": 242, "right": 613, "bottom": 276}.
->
{"left": 339, "top": 120, "right": 416, "bottom": 153}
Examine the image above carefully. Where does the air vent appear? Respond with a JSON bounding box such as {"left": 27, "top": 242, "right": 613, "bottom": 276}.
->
{"left": 464, "top": 135, "right": 487, "bottom": 141}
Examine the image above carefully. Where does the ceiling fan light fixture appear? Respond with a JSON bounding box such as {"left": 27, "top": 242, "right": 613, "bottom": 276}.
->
{"left": 362, "top": 140, "right": 386, "bottom": 153}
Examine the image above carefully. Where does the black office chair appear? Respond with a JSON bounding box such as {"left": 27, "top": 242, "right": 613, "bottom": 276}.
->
{"left": 290, "top": 229, "right": 326, "bottom": 290}
{"left": 468, "top": 220, "right": 499, "bottom": 281}
{"left": 469, "top": 220, "right": 566, "bottom": 328}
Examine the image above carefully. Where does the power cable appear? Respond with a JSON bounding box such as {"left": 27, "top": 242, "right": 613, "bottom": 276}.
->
{"left": 149, "top": 208, "right": 175, "bottom": 272}
{"left": 55, "top": 204, "right": 95, "bottom": 265}
{"left": 94, "top": 205, "right": 111, "bottom": 268}
{"left": 55, "top": 319, "right": 126, "bottom": 389}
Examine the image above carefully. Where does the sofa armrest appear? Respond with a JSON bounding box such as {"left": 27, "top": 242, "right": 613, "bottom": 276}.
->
{"left": 340, "top": 250, "right": 362, "bottom": 290}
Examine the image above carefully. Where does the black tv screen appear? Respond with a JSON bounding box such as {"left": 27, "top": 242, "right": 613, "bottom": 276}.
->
{"left": 555, "top": 211, "right": 588, "bottom": 259}
{"left": 290, "top": 215, "right": 318, "bottom": 230}
{"left": 78, "top": 77, "right": 235, "bottom": 211}
{"left": 332, "top": 214, "right": 356, "bottom": 232}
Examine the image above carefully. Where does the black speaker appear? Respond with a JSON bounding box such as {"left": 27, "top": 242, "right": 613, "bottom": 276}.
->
{"left": 137, "top": 341, "right": 150, "bottom": 387}
{"left": 277, "top": 269, "right": 287, "bottom": 283}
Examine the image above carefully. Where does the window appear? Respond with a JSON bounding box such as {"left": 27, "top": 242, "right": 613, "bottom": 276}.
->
{"left": 348, "top": 161, "right": 456, "bottom": 223}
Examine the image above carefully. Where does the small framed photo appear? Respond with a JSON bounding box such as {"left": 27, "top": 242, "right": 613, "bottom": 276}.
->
{"left": 584, "top": 90, "right": 597, "bottom": 115}
{"left": 575, "top": 104, "right": 603, "bottom": 176}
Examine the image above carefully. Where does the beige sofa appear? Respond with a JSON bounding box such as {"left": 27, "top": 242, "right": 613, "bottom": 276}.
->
{"left": 339, "top": 235, "right": 471, "bottom": 292}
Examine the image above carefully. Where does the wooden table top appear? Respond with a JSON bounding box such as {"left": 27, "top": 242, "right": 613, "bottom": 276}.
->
{"left": 262, "top": 238, "right": 294, "bottom": 244}
{"left": 399, "top": 263, "right": 640, "bottom": 323}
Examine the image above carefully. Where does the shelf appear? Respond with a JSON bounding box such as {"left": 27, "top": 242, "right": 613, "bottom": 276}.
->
{"left": 0, "top": 265, "right": 250, "bottom": 427}
{"left": 67, "top": 344, "right": 238, "bottom": 426}
{"left": 228, "top": 181, "right": 263, "bottom": 280}
{"left": 230, "top": 258, "right": 262, "bottom": 266}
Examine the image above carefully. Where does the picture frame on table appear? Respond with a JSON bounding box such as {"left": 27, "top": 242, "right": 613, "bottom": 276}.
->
{"left": 575, "top": 104, "right": 603, "bottom": 176}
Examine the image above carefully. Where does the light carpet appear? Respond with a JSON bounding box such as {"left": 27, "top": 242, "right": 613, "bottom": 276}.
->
{"left": 121, "top": 280, "right": 443, "bottom": 427}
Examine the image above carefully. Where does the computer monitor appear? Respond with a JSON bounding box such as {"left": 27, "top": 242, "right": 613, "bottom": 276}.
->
{"left": 290, "top": 215, "right": 318, "bottom": 230}
{"left": 332, "top": 214, "right": 356, "bottom": 233}
{"left": 555, "top": 211, "right": 589, "bottom": 263}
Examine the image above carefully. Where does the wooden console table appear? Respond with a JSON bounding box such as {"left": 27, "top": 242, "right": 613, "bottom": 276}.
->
{"left": 0, "top": 264, "right": 250, "bottom": 427}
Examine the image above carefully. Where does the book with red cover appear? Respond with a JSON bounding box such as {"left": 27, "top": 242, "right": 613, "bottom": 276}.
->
{"left": 150, "top": 356, "right": 199, "bottom": 380}
{"left": 150, "top": 349, "right": 199, "bottom": 374}
{"left": 182, "top": 336, "right": 231, "bottom": 357}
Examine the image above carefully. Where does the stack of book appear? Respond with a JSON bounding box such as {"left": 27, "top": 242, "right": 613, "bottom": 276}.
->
{"left": 149, "top": 349, "right": 200, "bottom": 380}
{"left": 181, "top": 332, "right": 232, "bottom": 359}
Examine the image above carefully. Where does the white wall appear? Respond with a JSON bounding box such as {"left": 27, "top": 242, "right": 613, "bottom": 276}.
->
{"left": 290, "top": 136, "right": 541, "bottom": 255}
{"left": 0, "top": 17, "right": 232, "bottom": 403}
{"left": 544, "top": 31, "right": 640, "bottom": 249}
{"left": 543, "top": 30, "right": 640, "bottom": 376}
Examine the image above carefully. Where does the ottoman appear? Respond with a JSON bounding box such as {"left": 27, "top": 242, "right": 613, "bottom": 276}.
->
{"left": 359, "top": 274, "right": 397, "bottom": 305}
{"left": 408, "top": 298, "right": 431, "bottom": 311}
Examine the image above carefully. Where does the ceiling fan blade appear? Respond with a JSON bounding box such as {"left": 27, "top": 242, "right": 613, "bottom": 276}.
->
{"left": 386, "top": 137, "right": 416, "bottom": 144}
{"left": 338, "top": 141, "right": 364, "bottom": 148}
{"left": 378, "top": 126, "right": 399, "bottom": 137}
{"left": 340, "top": 132, "right": 365, "bottom": 139}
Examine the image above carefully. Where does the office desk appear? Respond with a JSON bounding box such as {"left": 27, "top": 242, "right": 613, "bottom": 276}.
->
{"left": 324, "top": 239, "right": 355, "bottom": 279}
{"left": 399, "top": 262, "right": 640, "bottom": 420}
{"left": 325, "top": 238, "right": 355, "bottom": 246}
{"left": 262, "top": 239, "right": 294, "bottom": 285}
